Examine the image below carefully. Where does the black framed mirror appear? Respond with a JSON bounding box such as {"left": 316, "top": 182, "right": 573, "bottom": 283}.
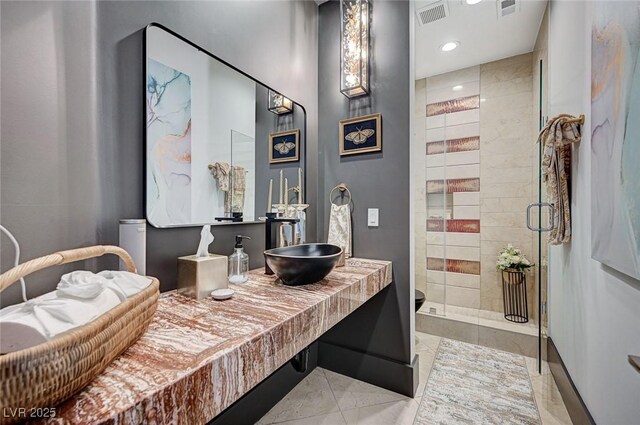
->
{"left": 145, "top": 23, "right": 307, "bottom": 228}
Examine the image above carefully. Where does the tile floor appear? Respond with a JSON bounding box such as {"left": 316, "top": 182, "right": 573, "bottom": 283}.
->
{"left": 256, "top": 332, "right": 572, "bottom": 425}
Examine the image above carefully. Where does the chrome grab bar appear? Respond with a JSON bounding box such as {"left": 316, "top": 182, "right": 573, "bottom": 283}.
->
{"left": 526, "top": 202, "right": 555, "bottom": 232}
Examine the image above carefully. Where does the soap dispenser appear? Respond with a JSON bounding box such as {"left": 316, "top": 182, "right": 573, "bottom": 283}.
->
{"left": 229, "top": 235, "right": 250, "bottom": 284}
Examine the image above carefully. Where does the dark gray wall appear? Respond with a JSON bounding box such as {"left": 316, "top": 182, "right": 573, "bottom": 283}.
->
{"left": 317, "top": 0, "right": 412, "bottom": 365}
{"left": 1, "top": 1, "right": 101, "bottom": 306}
{"left": 1, "top": 1, "right": 318, "bottom": 304}
{"left": 255, "top": 85, "right": 308, "bottom": 218}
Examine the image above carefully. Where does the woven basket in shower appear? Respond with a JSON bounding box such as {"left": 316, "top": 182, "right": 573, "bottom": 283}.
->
{"left": 0, "top": 245, "right": 159, "bottom": 425}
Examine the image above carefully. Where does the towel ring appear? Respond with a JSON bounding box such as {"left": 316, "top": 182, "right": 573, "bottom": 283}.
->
{"left": 330, "top": 183, "right": 352, "bottom": 206}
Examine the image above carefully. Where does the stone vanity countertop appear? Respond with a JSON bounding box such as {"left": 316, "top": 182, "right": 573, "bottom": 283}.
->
{"left": 41, "top": 258, "right": 392, "bottom": 425}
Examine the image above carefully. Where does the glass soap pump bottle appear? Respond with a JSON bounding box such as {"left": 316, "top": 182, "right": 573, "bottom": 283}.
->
{"left": 229, "top": 235, "right": 250, "bottom": 284}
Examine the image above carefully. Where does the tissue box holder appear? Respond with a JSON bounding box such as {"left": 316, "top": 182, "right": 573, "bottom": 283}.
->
{"left": 177, "top": 254, "right": 228, "bottom": 300}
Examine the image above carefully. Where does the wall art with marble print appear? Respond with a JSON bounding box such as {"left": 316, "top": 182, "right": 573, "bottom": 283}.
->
{"left": 146, "top": 59, "right": 192, "bottom": 225}
{"left": 591, "top": 2, "right": 640, "bottom": 279}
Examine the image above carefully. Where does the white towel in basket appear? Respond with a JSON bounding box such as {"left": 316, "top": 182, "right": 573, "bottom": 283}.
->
{"left": 0, "top": 270, "right": 152, "bottom": 354}
{"left": 98, "top": 270, "right": 152, "bottom": 300}
{"left": 57, "top": 270, "right": 108, "bottom": 298}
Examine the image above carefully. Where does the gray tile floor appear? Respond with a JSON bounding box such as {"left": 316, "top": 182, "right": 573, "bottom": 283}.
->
{"left": 256, "top": 332, "right": 572, "bottom": 425}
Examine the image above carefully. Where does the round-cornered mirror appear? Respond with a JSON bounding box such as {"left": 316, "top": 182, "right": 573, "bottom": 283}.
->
{"left": 145, "top": 24, "right": 306, "bottom": 228}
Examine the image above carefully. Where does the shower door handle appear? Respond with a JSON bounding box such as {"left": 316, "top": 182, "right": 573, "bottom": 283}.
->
{"left": 526, "top": 202, "right": 555, "bottom": 232}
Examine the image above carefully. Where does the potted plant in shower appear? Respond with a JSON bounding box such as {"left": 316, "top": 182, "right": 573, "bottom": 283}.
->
{"left": 496, "top": 244, "right": 534, "bottom": 323}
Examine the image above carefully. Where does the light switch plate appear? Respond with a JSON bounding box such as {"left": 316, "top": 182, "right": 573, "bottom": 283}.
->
{"left": 367, "top": 208, "right": 379, "bottom": 227}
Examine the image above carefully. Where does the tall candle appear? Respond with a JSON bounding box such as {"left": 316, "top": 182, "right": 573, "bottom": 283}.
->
{"left": 298, "top": 168, "right": 303, "bottom": 204}
{"left": 284, "top": 178, "right": 289, "bottom": 212}
{"left": 268, "top": 179, "right": 273, "bottom": 212}
{"left": 279, "top": 170, "right": 283, "bottom": 204}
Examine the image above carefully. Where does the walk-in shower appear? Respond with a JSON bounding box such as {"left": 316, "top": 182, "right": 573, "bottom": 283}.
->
{"left": 413, "top": 0, "right": 550, "bottom": 370}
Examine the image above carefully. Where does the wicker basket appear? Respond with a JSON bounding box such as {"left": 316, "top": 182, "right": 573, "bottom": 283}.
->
{"left": 0, "top": 245, "right": 159, "bottom": 425}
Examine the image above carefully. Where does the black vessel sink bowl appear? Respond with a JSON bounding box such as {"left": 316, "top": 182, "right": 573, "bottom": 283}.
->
{"left": 264, "top": 243, "right": 343, "bottom": 286}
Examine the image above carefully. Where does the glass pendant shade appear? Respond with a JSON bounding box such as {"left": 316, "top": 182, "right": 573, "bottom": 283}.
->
{"left": 340, "top": 0, "right": 370, "bottom": 98}
{"left": 268, "top": 90, "right": 293, "bottom": 115}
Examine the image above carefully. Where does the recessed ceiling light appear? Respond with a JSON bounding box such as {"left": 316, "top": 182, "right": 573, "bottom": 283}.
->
{"left": 453, "top": 85, "right": 463, "bottom": 91}
{"left": 466, "top": 0, "right": 483, "bottom": 5}
{"left": 440, "top": 41, "right": 459, "bottom": 52}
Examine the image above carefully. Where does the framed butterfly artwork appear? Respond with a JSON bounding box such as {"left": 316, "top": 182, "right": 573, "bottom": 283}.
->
{"left": 269, "top": 129, "right": 300, "bottom": 164}
{"left": 339, "top": 113, "right": 382, "bottom": 156}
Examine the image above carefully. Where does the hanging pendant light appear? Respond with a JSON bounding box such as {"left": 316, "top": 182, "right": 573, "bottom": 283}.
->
{"left": 340, "top": 0, "right": 370, "bottom": 98}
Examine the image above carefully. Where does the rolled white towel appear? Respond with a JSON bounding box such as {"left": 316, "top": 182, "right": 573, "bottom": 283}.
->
{"left": 0, "top": 270, "right": 152, "bottom": 354}
{"left": 57, "top": 270, "right": 107, "bottom": 299}
{"left": 98, "top": 270, "right": 152, "bottom": 301}
{"left": 0, "top": 323, "right": 48, "bottom": 353}
{"left": 0, "top": 287, "right": 121, "bottom": 351}
{"left": 0, "top": 292, "right": 122, "bottom": 353}
{"left": 0, "top": 291, "right": 57, "bottom": 352}
{"left": 0, "top": 273, "right": 123, "bottom": 354}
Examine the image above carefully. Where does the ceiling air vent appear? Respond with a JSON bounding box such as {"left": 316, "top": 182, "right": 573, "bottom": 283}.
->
{"left": 497, "top": 0, "right": 519, "bottom": 18}
{"left": 416, "top": 1, "right": 449, "bottom": 26}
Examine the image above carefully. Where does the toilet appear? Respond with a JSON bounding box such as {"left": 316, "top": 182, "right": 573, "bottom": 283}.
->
{"left": 415, "top": 290, "right": 425, "bottom": 312}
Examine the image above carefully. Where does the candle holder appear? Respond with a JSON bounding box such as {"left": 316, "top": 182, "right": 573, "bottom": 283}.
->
{"left": 289, "top": 204, "right": 309, "bottom": 244}
{"left": 271, "top": 204, "right": 288, "bottom": 218}
{"left": 288, "top": 203, "right": 309, "bottom": 213}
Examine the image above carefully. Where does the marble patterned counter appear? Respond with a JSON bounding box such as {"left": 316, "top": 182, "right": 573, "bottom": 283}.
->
{"left": 40, "top": 258, "right": 392, "bottom": 424}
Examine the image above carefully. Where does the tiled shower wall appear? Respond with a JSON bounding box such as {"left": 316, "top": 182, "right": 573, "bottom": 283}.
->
{"left": 479, "top": 54, "right": 536, "bottom": 317}
{"left": 415, "top": 53, "right": 536, "bottom": 318}
{"left": 424, "top": 66, "right": 482, "bottom": 310}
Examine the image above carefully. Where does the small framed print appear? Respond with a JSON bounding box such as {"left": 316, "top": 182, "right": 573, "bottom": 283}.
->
{"left": 339, "top": 113, "right": 382, "bottom": 156}
{"left": 269, "top": 129, "right": 300, "bottom": 164}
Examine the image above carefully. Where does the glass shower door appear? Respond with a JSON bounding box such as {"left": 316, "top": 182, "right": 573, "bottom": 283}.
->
{"left": 528, "top": 58, "right": 550, "bottom": 374}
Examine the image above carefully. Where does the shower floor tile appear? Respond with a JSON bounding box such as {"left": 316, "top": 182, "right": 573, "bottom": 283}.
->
{"left": 418, "top": 302, "right": 537, "bottom": 336}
